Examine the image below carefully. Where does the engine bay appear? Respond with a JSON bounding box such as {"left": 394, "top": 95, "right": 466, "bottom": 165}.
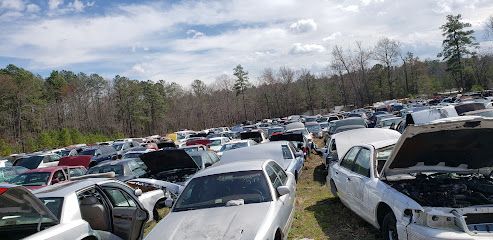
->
{"left": 387, "top": 173, "right": 493, "bottom": 208}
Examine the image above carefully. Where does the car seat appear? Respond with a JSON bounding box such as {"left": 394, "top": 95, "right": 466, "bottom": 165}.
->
{"left": 79, "top": 196, "right": 110, "bottom": 231}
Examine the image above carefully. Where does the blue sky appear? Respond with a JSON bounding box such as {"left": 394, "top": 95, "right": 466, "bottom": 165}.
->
{"left": 1, "top": 0, "right": 493, "bottom": 86}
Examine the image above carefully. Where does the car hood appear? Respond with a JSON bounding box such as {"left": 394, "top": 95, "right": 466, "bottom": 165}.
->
{"left": 140, "top": 149, "right": 200, "bottom": 175}
{"left": 146, "top": 202, "right": 271, "bottom": 240}
{"left": 382, "top": 118, "right": 493, "bottom": 176}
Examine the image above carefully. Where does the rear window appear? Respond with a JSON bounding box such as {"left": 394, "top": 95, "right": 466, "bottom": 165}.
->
{"left": 9, "top": 172, "right": 51, "bottom": 186}
{"left": 79, "top": 149, "right": 96, "bottom": 156}
{"left": 87, "top": 165, "right": 124, "bottom": 176}
{"left": 0, "top": 188, "right": 58, "bottom": 228}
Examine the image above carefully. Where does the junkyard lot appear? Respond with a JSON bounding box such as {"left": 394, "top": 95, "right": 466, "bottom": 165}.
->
{"left": 144, "top": 139, "right": 382, "bottom": 239}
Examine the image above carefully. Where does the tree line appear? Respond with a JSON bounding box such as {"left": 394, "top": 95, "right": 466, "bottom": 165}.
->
{"left": 0, "top": 14, "right": 492, "bottom": 154}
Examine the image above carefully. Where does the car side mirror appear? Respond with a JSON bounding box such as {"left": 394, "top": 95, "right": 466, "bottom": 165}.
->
{"left": 277, "top": 186, "right": 291, "bottom": 197}
{"left": 320, "top": 148, "right": 327, "bottom": 153}
{"left": 134, "top": 188, "right": 143, "bottom": 197}
{"left": 117, "top": 154, "right": 122, "bottom": 159}
{"left": 165, "top": 198, "right": 174, "bottom": 208}
{"left": 205, "top": 162, "right": 212, "bottom": 168}
{"left": 111, "top": 155, "right": 117, "bottom": 160}
{"left": 295, "top": 151, "right": 303, "bottom": 158}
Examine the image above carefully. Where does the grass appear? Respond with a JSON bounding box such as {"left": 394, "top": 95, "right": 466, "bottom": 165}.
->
{"left": 144, "top": 208, "right": 169, "bottom": 236}
{"left": 288, "top": 139, "right": 382, "bottom": 240}
{"left": 143, "top": 139, "right": 382, "bottom": 239}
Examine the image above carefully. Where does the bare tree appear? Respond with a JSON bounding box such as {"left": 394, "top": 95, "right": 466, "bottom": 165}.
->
{"left": 355, "top": 41, "right": 372, "bottom": 104}
{"left": 374, "top": 38, "right": 401, "bottom": 99}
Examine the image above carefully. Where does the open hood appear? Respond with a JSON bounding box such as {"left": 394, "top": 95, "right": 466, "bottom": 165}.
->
{"left": 140, "top": 149, "right": 200, "bottom": 175}
{"left": 382, "top": 118, "right": 493, "bottom": 177}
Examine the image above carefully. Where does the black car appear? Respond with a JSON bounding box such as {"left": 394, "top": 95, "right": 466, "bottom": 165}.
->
{"left": 140, "top": 149, "right": 216, "bottom": 185}
{"left": 78, "top": 146, "right": 119, "bottom": 167}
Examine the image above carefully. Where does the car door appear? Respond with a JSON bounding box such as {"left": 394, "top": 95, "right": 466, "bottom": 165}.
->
{"left": 101, "top": 183, "right": 148, "bottom": 240}
{"left": 268, "top": 162, "right": 295, "bottom": 234}
{"left": 346, "top": 147, "right": 373, "bottom": 222}
{"left": 332, "top": 147, "right": 360, "bottom": 206}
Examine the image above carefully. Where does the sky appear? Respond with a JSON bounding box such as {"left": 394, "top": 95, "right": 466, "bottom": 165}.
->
{"left": 0, "top": 0, "right": 493, "bottom": 86}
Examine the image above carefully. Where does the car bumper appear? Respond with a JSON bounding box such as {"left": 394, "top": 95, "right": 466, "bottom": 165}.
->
{"left": 403, "top": 223, "right": 493, "bottom": 240}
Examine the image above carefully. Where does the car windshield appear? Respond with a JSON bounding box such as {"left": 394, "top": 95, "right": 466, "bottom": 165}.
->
{"left": 15, "top": 156, "right": 44, "bottom": 169}
{"left": 475, "top": 110, "right": 493, "bottom": 117}
{"left": 219, "top": 142, "right": 248, "bottom": 152}
{"left": 210, "top": 139, "right": 222, "bottom": 146}
{"left": 173, "top": 170, "right": 272, "bottom": 212}
{"left": 123, "top": 152, "right": 142, "bottom": 159}
{"left": 306, "top": 125, "right": 321, "bottom": 132}
{"left": 9, "top": 172, "right": 51, "bottom": 186}
{"left": 112, "top": 143, "right": 124, "bottom": 151}
{"left": 0, "top": 188, "right": 58, "bottom": 228}
{"left": 79, "top": 149, "right": 96, "bottom": 156}
{"left": 58, "top": 150, "right": 71, "bottom": 156}
{"left": 87, "top": 165, "right": 124, "bottom": 176}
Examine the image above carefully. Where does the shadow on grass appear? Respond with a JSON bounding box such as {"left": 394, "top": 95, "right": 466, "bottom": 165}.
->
{"left": 312, "top": 164, "right": 327, "bottom": 185}
{"left": 305, "top": 198, "right": 382, "bottom": 240}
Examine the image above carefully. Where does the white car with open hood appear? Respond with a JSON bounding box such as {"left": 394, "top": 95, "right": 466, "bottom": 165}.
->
{"left": 328, "top": 117, "right": 493, "bottom": 240}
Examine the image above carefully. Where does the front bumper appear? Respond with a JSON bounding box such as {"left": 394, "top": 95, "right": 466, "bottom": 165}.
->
{"left": 404, "top": 224, "right": 493, "bottom": 240}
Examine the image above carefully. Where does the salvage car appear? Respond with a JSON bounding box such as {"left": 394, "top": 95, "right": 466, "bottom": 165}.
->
{"left": 327, "top": 118, "right": 493, "bottom": 240}
{"left": 140, "top": 148, "right": 213, "bottom": 185}
{"left": 86, "top": 158, "right": 148, "bottom": 181}
{"left": 0, "top": 166, "right": 28, "bottom": 182}
{"left": 145, "top": 159, "right": 296, "bottom": 240}
{"left": 217, "top": 139, "right": 257, "bottom": 157}
{"left": 13, "top": 153, "right": 62, "bottom": 169}
{"left": 8, "top": 166, "right": 70, "bottom": 190}
{"left": 221, "top": 141, "right": 304, "bottom": 181}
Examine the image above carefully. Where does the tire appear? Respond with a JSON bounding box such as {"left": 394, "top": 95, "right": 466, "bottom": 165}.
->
{"left": 153, "top": 206, "right": 161, "bottom": 222}
{"left": 329, "top": 180, "right": 338, "bottom": 197}
{"left": 381, "top": 211, "right": 398, "bottom": 240}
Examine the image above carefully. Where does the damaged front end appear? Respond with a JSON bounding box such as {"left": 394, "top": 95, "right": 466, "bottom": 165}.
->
{"left": 387, "top": 173, "right": 493, "bottom": 235}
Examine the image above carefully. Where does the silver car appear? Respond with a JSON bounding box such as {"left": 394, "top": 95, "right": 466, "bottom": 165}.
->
{"left": 145, "top": 159, "right": 296, "bottom": 240}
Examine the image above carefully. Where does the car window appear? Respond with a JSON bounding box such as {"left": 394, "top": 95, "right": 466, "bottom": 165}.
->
{"left": 53, "top": 170, "right": 66, "bottom": 182}
{"left": 352, "top": 148, "right": 371, "bottom": 177}
{"left": 265, "top": 163, "right": 282, "bottom": 189}
{"left": 270, "top": 162, "right": 287, "bottom": 184}
{"left": 103, "top": 188, "right": 136, "bottom": 207}
{"left": 51, "top": 155, "right": 61, "bottom": 162}
{"left": 340, "top": 147, "right": 360, "bottom": 170}
{"left": 42, "top": 156, "right": 50, "bottom": 163}
{"left": 202, "top": 154, "right": 214, "bottom": 166}
{"left": 69, "top": 168, "right": 86, "bottom": 177}
{"left": 281, "top": 145, "right": 294, "bottom": 159}
{"left": 207, "top": 152, "right": 220, "bottom": 163}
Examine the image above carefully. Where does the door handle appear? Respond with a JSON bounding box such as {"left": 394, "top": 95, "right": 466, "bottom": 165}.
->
{"left": 335, "top": 171, "right": 339, "bottom": 175}
{"left": 347, "top": 177, "right": 351, "bottom": 181}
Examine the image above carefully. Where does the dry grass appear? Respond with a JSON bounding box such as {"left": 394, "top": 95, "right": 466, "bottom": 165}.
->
{"left": 288, "top": 139, "right": 382, "bottom": 240}
{"left": 144, "top": 207, "right": 170, "bottom": 236}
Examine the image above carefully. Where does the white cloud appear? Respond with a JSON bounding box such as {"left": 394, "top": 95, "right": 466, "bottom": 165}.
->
{"left": 322, "top": 32, "right": 342, "bottom": 41}
{"left": 25, "top": 3, "right": 40, "bottom": 13}
{"left": 289, "top": 19, "right": 317, "bottom": 33}
{"left": 337, "top": 4, "right": 360, "bottom": 12}
{"left": 69, "top": 0, "right": 85, "bottom": 12}
{"left": 1, "top": 0, "right": 493, "bottom": 84}
{"left": 0, "top": 0, "right": 24, "bottom": 11}
{"left": 186, "top": 29, "right": 205, "bottom": 39}
{"left": 289, "top": 43, "right": 325, "bottom": 54}
{"left": 48, "top": 0, "right": 63, "bottom": 10}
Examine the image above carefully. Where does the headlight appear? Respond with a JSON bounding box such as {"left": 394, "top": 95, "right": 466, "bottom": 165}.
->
{"left": 411, "top": 210, "right": 461, "bottom": 231}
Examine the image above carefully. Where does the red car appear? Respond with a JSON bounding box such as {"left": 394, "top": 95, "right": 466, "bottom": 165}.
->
{"left": 185, "top": 138, "right": 211, "bottom": 146}
{"left": 58, "top": 155, "right": 92, "bottom": 168}
{"left": 8, "top": 166, "right": 70, "bottom": 190}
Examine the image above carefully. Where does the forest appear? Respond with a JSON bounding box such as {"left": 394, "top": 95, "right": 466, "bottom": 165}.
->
{"left": 0, "top": 14, "right": 492, "bottom": 154}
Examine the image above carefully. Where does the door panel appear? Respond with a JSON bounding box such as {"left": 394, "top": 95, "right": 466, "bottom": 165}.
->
{"left": 103, "top": 187, "right": 147, "bottom": 240}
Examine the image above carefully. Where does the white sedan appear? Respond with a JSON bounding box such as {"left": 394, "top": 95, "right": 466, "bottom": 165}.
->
{"left": 328, "top": 118, "right": 493, "bottom": 240}
{"left": 146, "top": 159, "right": 296, "bottom": 240}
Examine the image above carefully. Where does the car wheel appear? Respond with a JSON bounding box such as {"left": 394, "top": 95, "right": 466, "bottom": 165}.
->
{"left": 153, "top": 205, "right": 162, "bottom": 222}
{"left": 382, "top": 211, "right": 398, "bottom": 240}
{"left": 329, "top": 179, "right": 338, "bottom": 197}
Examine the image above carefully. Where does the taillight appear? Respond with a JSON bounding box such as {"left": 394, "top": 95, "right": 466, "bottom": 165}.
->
{"left": 0, "top": 188, "right": 8, "bottom": 195}
{"left": 303, "top": 147, "right": 307, "bottom": 153}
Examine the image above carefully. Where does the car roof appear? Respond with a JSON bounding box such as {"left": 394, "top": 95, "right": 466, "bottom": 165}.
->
{"left": 193, "top": 159, "right": 270, "bottom": 178}
{"left": 93, "top": 159, "right": 133, "bottom": 167}
{"left": 33, "top": 178, "right": 114, "bottom": 198}
{"left": 304, "top": 122, "right": 320, "bottom": 126}
{"left": 27, "top": 166, "right": 67, "bottom": 173}
{"left": 209, "top": 137, "right": 227, "bottom": 140}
